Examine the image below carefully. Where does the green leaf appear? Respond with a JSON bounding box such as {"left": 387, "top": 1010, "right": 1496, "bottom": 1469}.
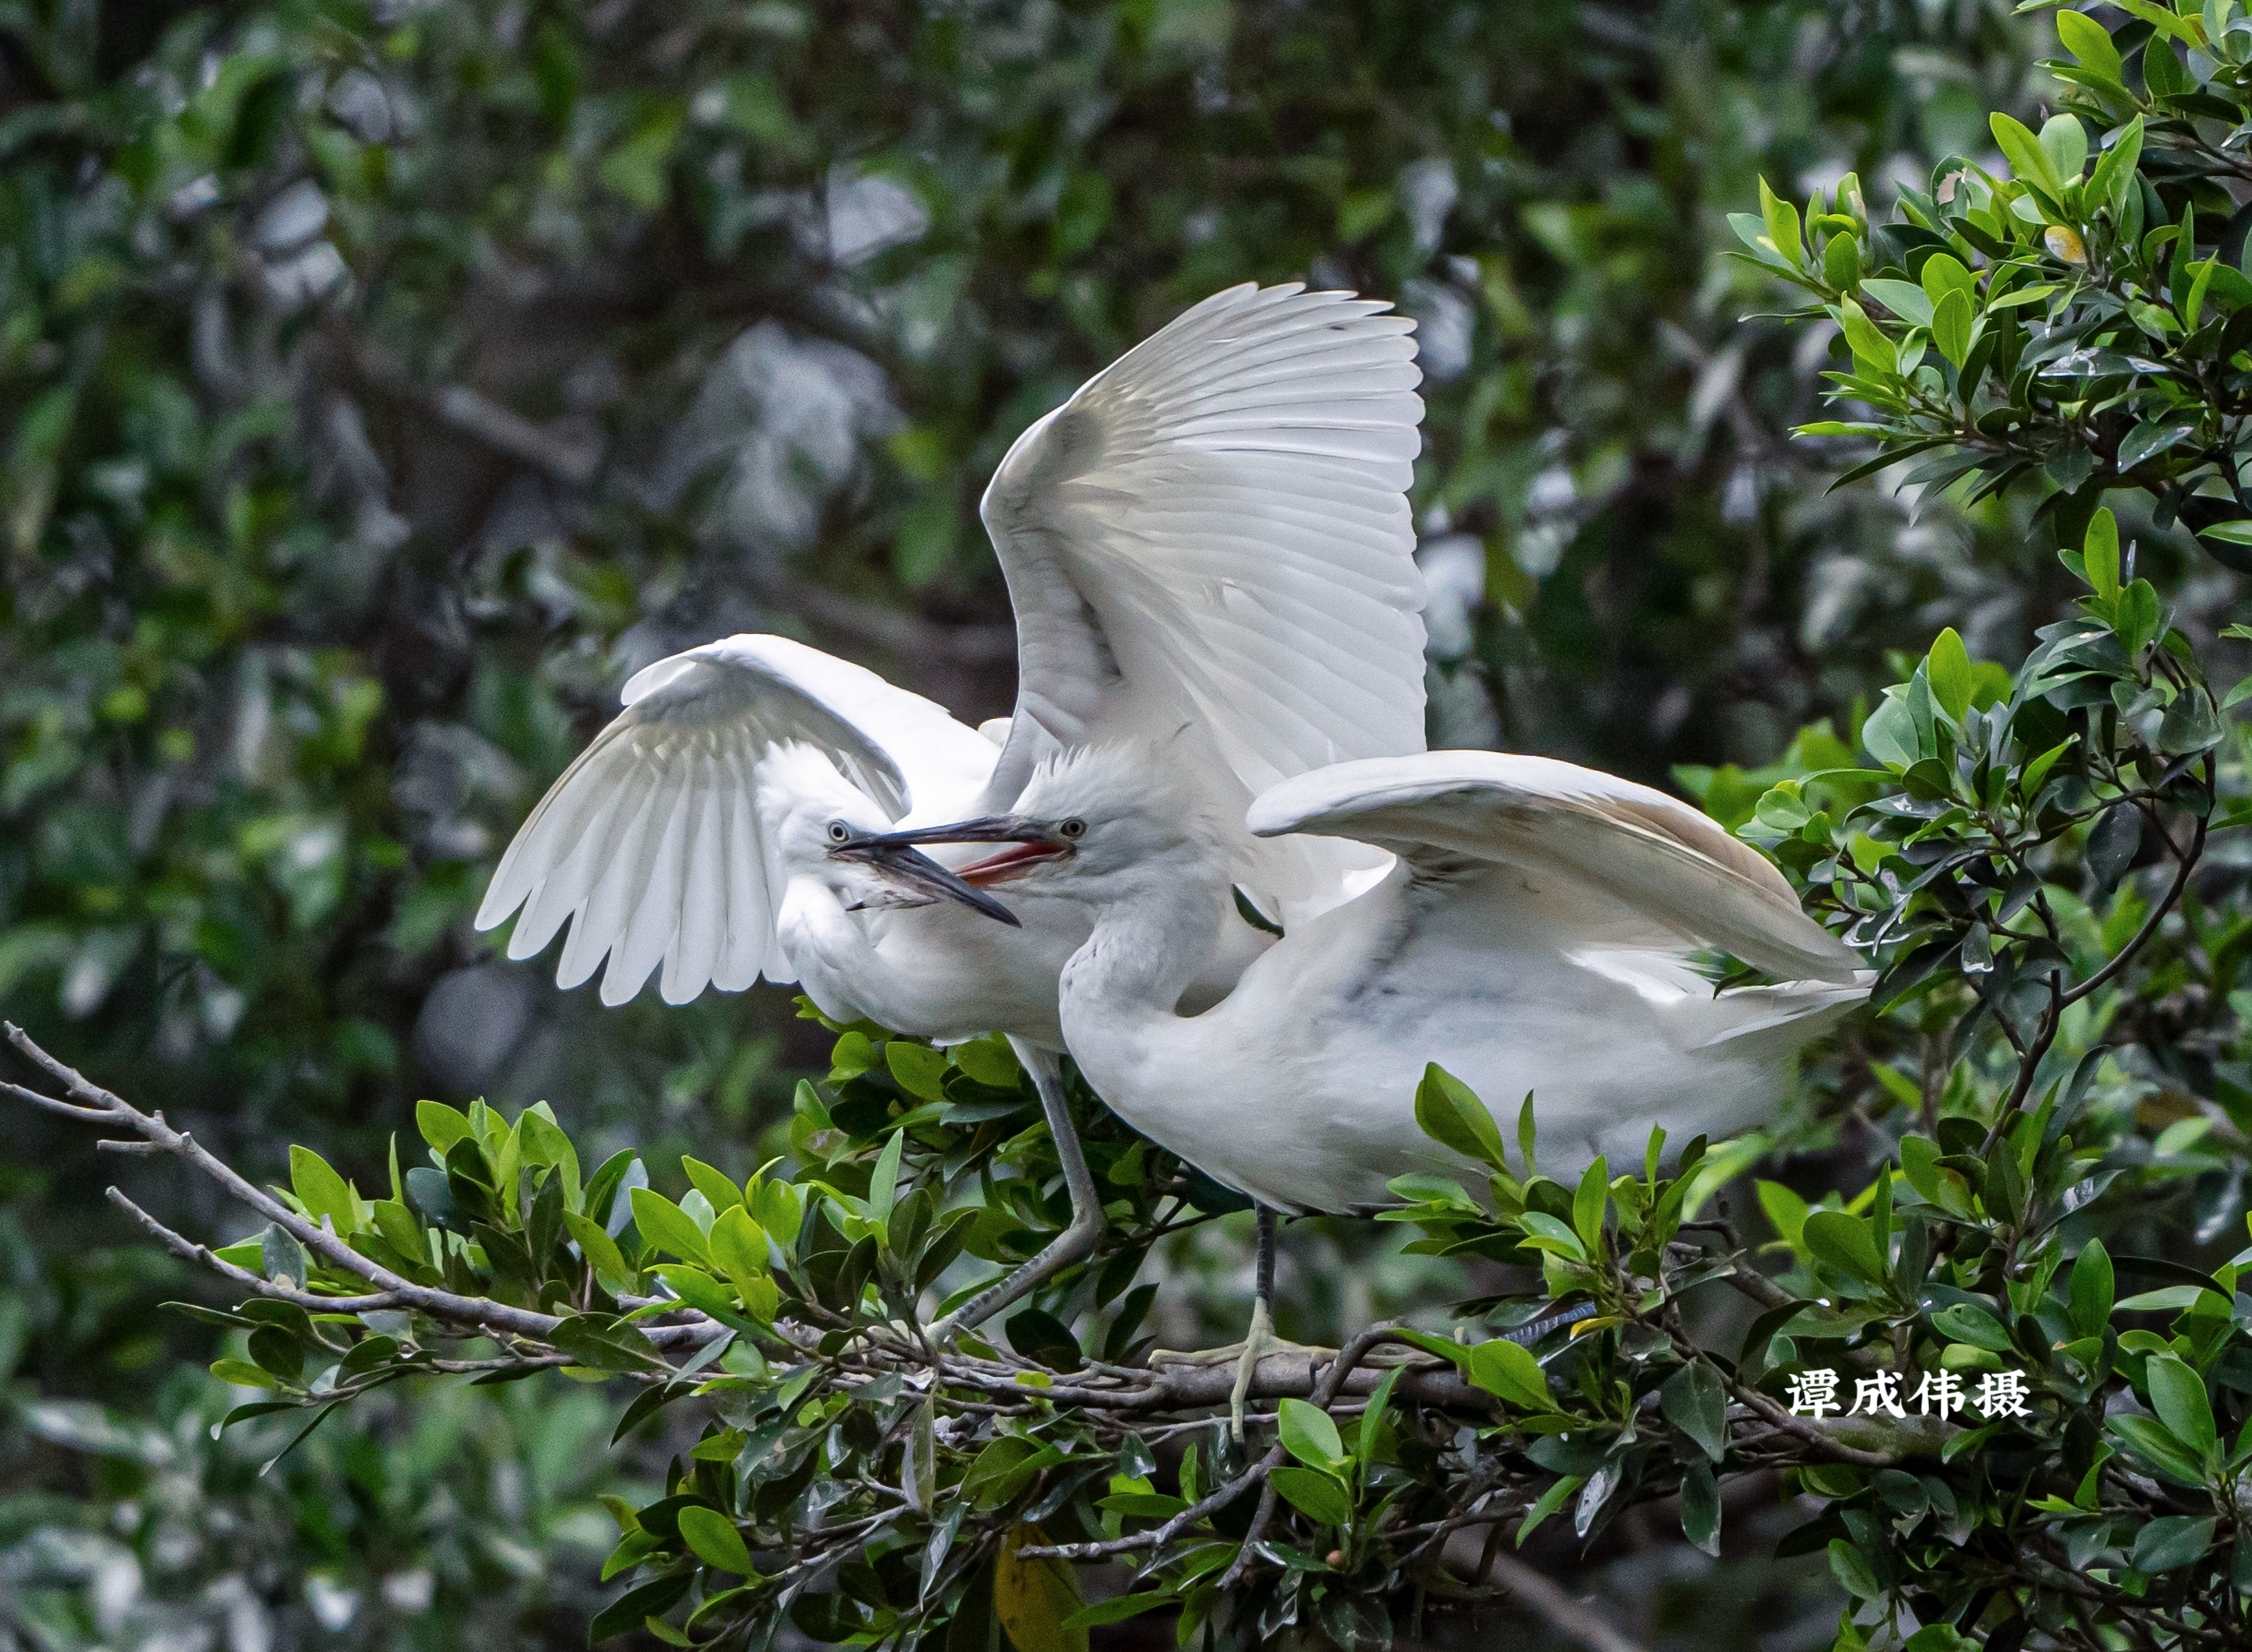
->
{"left": 2109, "top": 1413, "right": 2209, "bottom": 1487}
{"left": 709, "top": 1204, "right": 770, "bottom": 1288}
{"left": 1414, "top": 1064, "right": 1510, "bottom": 1171}
{"left": 961, "top": 1436, "right": 1052, "bottom": 1510}
{"left": 1803, "top": 1210, "right": 1887, "bottom": 1285}
{"left": 2056, "top": 8, "right": 2123, "bottom": 82}
{"left": 1061, "top": 1592, "right": 1173, "bottom": 1631}
{"left": 1861, "top": 279, "right": 1934, "bottom": 327}
{"left": 289, "top": 1145, "right": 357, "bottom": 1234}
{"left": 2083, "top": 509, "right": 2121, "bottom": 602}
{"left": 1467, "top": 1337, "right": 1553, "bottom": 1410}
{"left": 677, "top": 1505, "right": 757, "bottom": 1575}
{"left": 1515, "top": 1473, "right": 1583, "bottom": 1547}
{"left": 1827, "top": 1538, "right": 1883, "bottom": 1601}
{"left": 2130, "top": 1514, "right": 2215, "bottom": 1574}
{"left": 1517, "top": 1094, "right": 1538, "bottom": 1178}
{"left": 1991, "top": 112, "right": 2065, "bottom": 203}
{"left": 1932, "top": 1302, "right": 2015, "bottom": 1353}
{"left": 1926, "top": 628, "right": 1972, "bottom": 722}
{"left": 2039, "top": 113, "right": 2088, "bottom": 185}
{"left": 680, "top": 1157, "right": 741, "bottom": 1215}
{"left": 1355, "top": 1365, "right": 1404, "bottom": 1474}
{"left": 1931, "top": 287, "right": 1973, "bottom": 367}
{"left": 547, "top": 1311, "right": 665, "bottom": 1374}
{"left": 1861, "top": 689, "right": 1920, "bottom": 770}
{"left": 951, "top": 1035, "right": 1021, "bottom": 1089}
{"left": 1571, "top": 1156, "right": 1610, "bottom": 1251}
{"left": 1756, "top": 1180, "right": 1810, "bottom": 1251}
{"left": 1679, "top": 1460, "right": 1720, "bottom": 1556}
{"left": 867, "top": 1130, "right": 905, "bottom": 1227}
{"left": 2145, "top": 1355, "right": 2217, "bottom": 1460}
{"left": 415, "top": 1098, "right": 473, "bottom": 1155}
{"left": 993, "top": 1525, "right": 1086, "bottom": 1652}
{"left": 1758, "top": 176, "right": 1803, "bottom": 264}
{"left": 1277, "top": 1396, "right": 1348, "bottom": 1473}
{"left": 563, "top": 1210, "right": 630, "bottom": 1292}
{"left": 629, "top": 1189, "right": 713, "bottom": 1268}
{"left": 1920, "top": 252, "right": 1975, "bottom": 306}
{"left": 2087, "top": 114, "right": 2145, "bottom": 210}
{"left": 1268, "top": 1466, "right": 1355, "bottom": 1526}
{"left": 1836, "top": 298, "right": 1898, "bottom": 377}
{"left": 830, "top": 1031, "right": 877, "bottom": 1078}
{"left": 1516, "top": 1211, "right": 1587, "bottom": 1259}
{"left": 886, "top": 1040, "right": 951, "bottom": 1101}
{"left": 259, "top": 1223, "right": 309, "bottom": 1289}
{"left": 589, "top": 1574, "right": 693, "bottom": 1645}
{"left": 371, "top": 1199, "right": 426, "bottom": 1268}
{"left": 210, "top": 1357, "right": 282, "bottom": 1390}
{"left": 518, "top": 1107, "right": 581, "bottom": 1209}
{"left": 1660, "top": 1362, "right": 1729, "bottom": 1462}
{"left": 2020, "top": 737, "right": 2076, "bottom": 801}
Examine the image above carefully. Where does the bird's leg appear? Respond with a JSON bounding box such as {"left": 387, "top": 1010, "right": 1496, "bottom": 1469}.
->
{"left": 928, "top": 1040, "right": 1106, "bottom": 1345}
{"left": 1152, "top": 1205, "right": 1331, "bottom": 1442}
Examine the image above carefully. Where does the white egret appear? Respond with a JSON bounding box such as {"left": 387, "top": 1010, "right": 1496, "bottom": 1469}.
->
{"left": 878, "top": 743, "right": 1867, "bottom": 1418}
{"left": 473, "top": 283, "right": 1430, "bottom": 1331}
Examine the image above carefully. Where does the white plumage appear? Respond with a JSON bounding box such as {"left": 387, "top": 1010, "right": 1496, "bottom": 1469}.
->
{"left": 919, "top": 745, "right": 1866, "bottom": 1215}
{"left": 474, "top": 282, "right": 1430, "bottom": 1024}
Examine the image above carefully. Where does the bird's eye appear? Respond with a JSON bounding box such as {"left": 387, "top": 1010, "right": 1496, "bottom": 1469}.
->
{"left": 826, "top": 821, "right": 852, "bottom": 844}
{"left": 1058, "top": 818, "right": 1087, "bottom": 840}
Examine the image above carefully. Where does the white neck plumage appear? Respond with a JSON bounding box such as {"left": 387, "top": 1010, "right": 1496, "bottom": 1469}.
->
{"left": 1057, "top": 862, "right": 1232, "bottom": 1029}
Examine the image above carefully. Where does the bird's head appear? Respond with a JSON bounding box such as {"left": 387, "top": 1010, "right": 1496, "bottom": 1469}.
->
{"left": 860, "top": 742, "right": 1227, "bottom": 908}
{"left": 758, "top": 744, "right": 1020, "bottom": 926}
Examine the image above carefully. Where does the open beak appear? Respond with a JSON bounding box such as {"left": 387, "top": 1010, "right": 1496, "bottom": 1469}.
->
{"left": 861, "top": 817, "right": 1076, "bottom": 886}
{"left": 829, "top": 837, "right": 1022, "bottom": 927}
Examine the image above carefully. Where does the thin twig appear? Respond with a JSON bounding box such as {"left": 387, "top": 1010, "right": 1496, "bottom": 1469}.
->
{"left": 6, "top": 1022, "right": 565, "bottom": 1340}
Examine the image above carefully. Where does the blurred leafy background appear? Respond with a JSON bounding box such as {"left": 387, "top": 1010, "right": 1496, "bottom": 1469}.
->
{"left": 0, "top": 0, "right": 2106, "bottom": 1646}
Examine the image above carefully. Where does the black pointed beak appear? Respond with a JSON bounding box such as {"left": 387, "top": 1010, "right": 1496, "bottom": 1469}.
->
{"left": 863, "top": 816, "right": 1048, "bottom": 846}
{"left": 829, "top": 838, "right": 1021, "bottom": 927}
{"left": 860, "top": 816, "right": 1077, "bottom": 886}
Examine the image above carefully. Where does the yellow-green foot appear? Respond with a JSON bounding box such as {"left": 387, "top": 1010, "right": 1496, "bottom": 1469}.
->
{"left": 1151, "top": 1299, "right": 1331, "bottom": 1441}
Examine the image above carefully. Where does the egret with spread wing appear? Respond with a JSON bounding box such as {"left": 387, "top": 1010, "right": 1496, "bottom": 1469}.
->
{"left": 878, "top": 746, "right": 1866, "bottom": 1419}
{"left": 474, "top": 283, "right": 1429, "bottom": 1332}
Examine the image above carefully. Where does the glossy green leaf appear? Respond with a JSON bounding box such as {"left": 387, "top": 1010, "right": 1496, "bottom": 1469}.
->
{"left": 677, "top": 1505, "right": 757, "bottom": 1575}
{"left": 1467, "top": 1337, "right": 1553, "bottom": 1410}
{"left": 1277, "top": 1397, "right": 1348, "bottom": 1473}
{"left": 1803, "top": 1210, "right": 1887, "bottom": 1285}
{"left": 628, "top": 1188, "right": 712, "bottom": 1268}
{"left": 2145, "top": 1355, "right": 2216, "bottom": 1460}
{"left": 1269, "top": 1466, "right": 1355, "bottom": 1526}
{"left": 288, "top": 1145, "right": 356, "bottom": 1235}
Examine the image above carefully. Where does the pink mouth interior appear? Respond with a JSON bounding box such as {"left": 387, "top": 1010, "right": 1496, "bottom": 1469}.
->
{"left": 956, "top": 842, "right": 1071, "bottom": 885}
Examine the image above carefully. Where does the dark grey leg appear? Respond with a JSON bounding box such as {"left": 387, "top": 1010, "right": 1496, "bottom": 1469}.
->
{"left": 929, "top": 1040, "right": 1105, "bottom": 1342}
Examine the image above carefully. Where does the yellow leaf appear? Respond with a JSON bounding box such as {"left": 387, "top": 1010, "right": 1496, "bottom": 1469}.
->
{"left": 992, "top": 1525, "right": 1086, "bottom": 1652}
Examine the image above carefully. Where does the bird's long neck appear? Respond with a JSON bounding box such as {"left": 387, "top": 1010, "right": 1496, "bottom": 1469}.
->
{"left": 1059, "top": 862, "right": 1231, "bottom": 1028}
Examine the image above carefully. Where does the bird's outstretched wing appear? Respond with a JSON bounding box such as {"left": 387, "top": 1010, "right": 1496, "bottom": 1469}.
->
{"left": 475, "top": 634, "right": 995, "bottom": 1007}
{"left": 979, "top": 283, "right": 1428, "bottom": 905}
{"left": 1248, "top": 752, "right": 1862, "bottom": 984}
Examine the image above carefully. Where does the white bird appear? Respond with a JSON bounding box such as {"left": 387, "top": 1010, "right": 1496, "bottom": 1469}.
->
{"left": 875, "top": 742, "right": 1867, "bottom": 1413}
{"left": 473, "top": 283, "right": 1431, "bottom": 1331}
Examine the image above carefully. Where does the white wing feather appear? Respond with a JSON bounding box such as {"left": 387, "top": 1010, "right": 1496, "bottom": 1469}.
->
{"left": 979, "top": 283, "right": 1429, "bottom": 906}
{"left": 475, "top": 634, "right": 996, "bottom": 1006}
{"left": 1248, "top": 751, "right": 1863, "bottom": 983}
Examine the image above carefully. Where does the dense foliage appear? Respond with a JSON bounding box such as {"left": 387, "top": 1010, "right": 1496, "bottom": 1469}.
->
{"left": 18, "top": 1, "right": 2252, "bottom": 1650}
{"left": 15, "top": 471, "right": 2252, "bottom": 1648}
